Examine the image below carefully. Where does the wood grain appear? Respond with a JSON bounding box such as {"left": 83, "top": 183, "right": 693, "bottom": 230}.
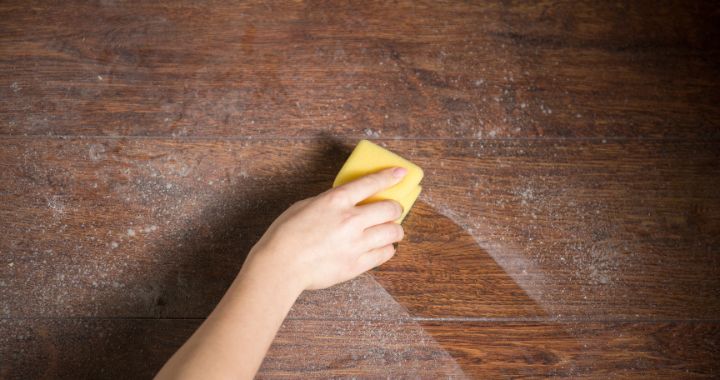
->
{"left": 1, "top": 1, "right": 718, "bottom": 138}
{"left": 1, "top": 138, "right": 717, "bottom": 320}
{"left": 2, "top": 1, "right": 720, "bottom": 377}
{"left": 1, "top": 318, "right": 717, "bottom": 379}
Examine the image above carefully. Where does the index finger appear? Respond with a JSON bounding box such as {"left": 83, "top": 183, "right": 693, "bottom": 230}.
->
{"left": 335, "top": 167, "right": 407, "bottom": 205}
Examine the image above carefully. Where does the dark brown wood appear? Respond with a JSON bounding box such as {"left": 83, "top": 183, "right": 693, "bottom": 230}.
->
{"left": 1, "top": 138, "right": 718, "bottom": 320}
{"left": 1, "top": 1, "right": 719, "bottom": 138}
{"left": 2, "top": 1, "right": 720, "bottom": 378}
{"left": 418, "top": 321, "right": 720, "bottom": 378}
{"left": 1, "top": 319, "right": 718, "bottom": 378}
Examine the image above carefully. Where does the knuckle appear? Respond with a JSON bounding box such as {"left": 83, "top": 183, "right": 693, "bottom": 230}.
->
{"left": 341, "top": 210, "right": 362, "bottom": 227}
{"left": 292, "top": 197, "right": 311, "bottom": 208}
{"left": 326, "top": 188, "right": 349, "bottom": 206}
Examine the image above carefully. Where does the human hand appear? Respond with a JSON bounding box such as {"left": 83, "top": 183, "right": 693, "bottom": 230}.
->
{"left": 244, "top": 167, "right": 407, "bottom": 291}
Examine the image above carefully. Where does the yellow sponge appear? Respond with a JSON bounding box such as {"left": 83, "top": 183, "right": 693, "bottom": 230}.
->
{"left": 333, "top": 140, "right": 424, "bottom": 223}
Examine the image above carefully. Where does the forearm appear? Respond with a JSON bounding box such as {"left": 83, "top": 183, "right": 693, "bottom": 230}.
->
{"left": 156, "top": 168, "right": 406, "bottom": 379}
{"left": 155, "top": 249, "right": 303, "bottom": 380}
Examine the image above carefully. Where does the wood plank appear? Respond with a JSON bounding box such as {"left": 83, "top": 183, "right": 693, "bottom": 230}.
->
{"left": 1, "top": 1, "right": 718, "bottom": 138}
{"left": 1, "top": 318, "right": 718, "bottom": 378}
{"left": 1, "top": 138, "right": 718, "bottom": 319}
{"left": 419, "top": 321, "right": 720, "bottom": 379}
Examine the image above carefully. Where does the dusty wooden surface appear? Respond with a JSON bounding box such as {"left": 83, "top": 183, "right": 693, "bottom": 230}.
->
{"left": 1, "top": 1, "right": 719, "bottom": 378}
{"left": 2, "top": 319, "right": 718, "bottom": 378}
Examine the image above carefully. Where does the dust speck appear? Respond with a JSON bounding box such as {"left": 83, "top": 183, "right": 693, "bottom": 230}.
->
{"left": 364, "top": 128, "right": 380, "bottom": 138}
{"left": 88, "top": 144, "right": 106, "bottom": 161}
{"left": 142, "top": 225, "right": 158, "bottom": 233}
{"left": 47, "top": 196, "right": 65, "bottom": 216}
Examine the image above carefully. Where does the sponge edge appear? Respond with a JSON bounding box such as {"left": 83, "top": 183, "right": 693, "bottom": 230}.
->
{"left": 333, "top": 140, "right": 424, "bottom": 224}
{"left": 397, "top": 185, "right": 422, "bottom": 223}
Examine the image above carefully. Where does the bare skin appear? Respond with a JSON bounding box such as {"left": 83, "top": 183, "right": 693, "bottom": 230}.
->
{"left": 155, "top": 167, "right": 408, "bottom": 380}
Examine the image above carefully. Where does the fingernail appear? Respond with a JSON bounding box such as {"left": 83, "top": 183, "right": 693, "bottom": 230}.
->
{"left": 392, "top": 167, "right": 407, "bottom": 178}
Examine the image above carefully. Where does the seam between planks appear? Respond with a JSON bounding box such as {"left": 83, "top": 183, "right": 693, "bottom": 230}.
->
{"left": 2, "top": 316, "right": 720, "bottom": 323}
{"left": 1, "top": 135, "right": 720, "bottom": 142}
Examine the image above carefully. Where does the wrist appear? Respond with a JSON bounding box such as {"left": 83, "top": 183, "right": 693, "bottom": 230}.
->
{"left": 240, "top": 246, "right": 307, "bottom": 298}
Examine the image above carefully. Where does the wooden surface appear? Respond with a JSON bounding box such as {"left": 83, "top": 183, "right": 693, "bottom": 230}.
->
{"left": 1, "top": 1, "right": 719, "bottom": 378}
{"left": 2, "top": 319, "right": 718, "bottom": 379}
{"left": 2, "top": 1, "right": 720, "bottom": 139}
